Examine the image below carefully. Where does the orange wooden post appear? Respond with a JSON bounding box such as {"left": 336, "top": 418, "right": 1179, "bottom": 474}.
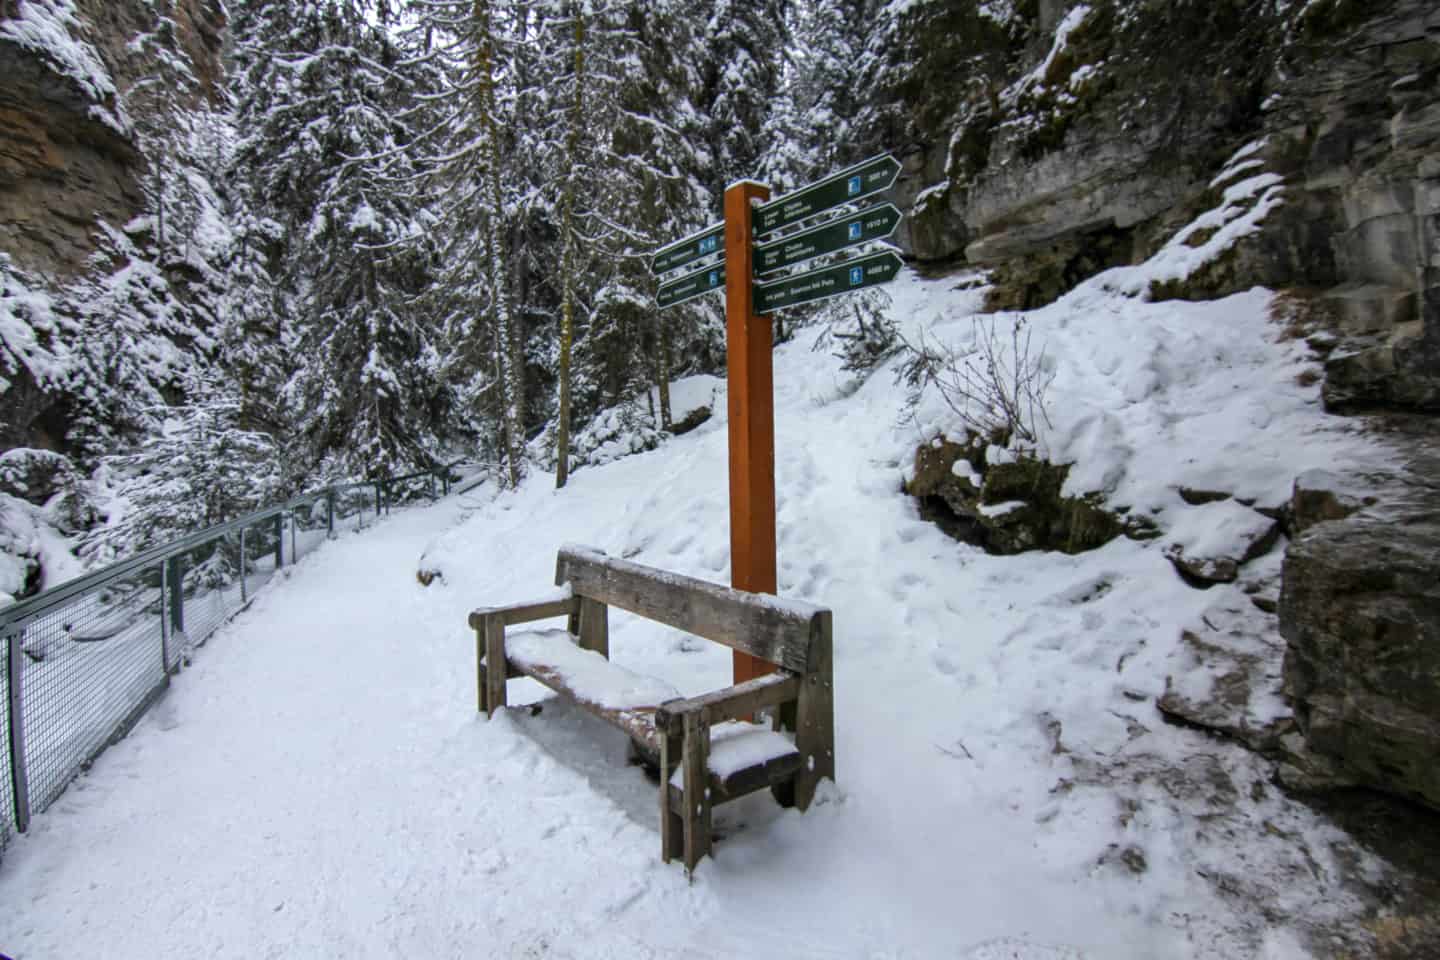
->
{"left": 723, "top": 180, "right": 777, "bottom": 686}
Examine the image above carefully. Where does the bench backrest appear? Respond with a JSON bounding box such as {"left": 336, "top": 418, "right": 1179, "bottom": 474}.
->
{"left": 554, "top": 544, "right": 829, "bottom": 675}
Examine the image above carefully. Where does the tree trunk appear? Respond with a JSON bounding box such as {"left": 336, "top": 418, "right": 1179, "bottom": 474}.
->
{"left": 657, "top": 320, "right": 673, "bottom": 430}
{"left": 473, "top": 0, "right": 522, "bottom": 488}
{"left": 556, "top": 4, "right": 584, "bottom": 489}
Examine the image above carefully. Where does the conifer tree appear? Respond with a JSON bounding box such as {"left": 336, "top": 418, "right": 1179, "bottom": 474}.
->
{"left": 230, "top": 0, "right": 446, "bottom": 482}
{"left": 697, "top": 0, "right": 788, "bottom": 187}
{"left": 402, "top": 0, "right": 527, "bottom": 487}
{"left": 80, "top": 371, "right": 283, "bottom": 566}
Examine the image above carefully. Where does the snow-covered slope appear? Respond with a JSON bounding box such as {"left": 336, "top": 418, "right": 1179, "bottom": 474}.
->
{"left": 0, "top": 267, "right": 1391, "bottom": 959}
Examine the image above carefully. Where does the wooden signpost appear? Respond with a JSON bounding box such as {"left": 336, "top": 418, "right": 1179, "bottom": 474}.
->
{"left": 650, "top": 155, "right": 902, "bottom": 684}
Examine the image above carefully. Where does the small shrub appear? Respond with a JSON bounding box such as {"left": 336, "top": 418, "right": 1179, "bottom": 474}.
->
{"left": 898, "top": 315, "right": 1055, "bottom": 445}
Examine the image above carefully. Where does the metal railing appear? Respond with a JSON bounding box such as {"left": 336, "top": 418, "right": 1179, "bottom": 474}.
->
{"left": 1, "top": 463, "right": 465, "bottom": 852}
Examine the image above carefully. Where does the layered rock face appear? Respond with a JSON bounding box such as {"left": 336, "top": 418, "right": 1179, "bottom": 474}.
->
{"left": 1280, "top": 431, "right": 1440, "bottom": 812}
{"left": 0, "top": 0, "right": 223, "bottom": 278}
{"left": 0, "top": 0, "right": 226, "bottom": 454}
{"left": 0, "top": 35, "right": 139, "bottom": 278}
{"left": 885, "top": 0, "right": 1440, "bottom": 813}
{"left": 890, "top": 1, "right": 1439, "bottom": 414}
{"left": 1277, "top": 3, "right": 1440, "bottom": 415}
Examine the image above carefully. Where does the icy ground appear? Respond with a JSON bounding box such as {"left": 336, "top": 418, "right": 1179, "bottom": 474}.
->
{"left": 0, "top": 268, "right": 1394, "bottom": 959}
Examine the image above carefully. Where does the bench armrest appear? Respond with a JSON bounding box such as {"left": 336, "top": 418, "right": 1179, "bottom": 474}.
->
{"left": 654, "top": 671, "right": 801, "bottom": 734}
{"left": 468, "top": 590, "right": 577, "bottom": 629}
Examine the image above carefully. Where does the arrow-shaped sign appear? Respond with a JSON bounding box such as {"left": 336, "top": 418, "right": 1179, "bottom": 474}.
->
{"left": 755, "top": 202, "right": 901, "bottom": 276}
{"left": 651, "top": 223, "right": 724, "bottom": 276}
{"left": 754, "top": 250, "right": 902, "bottom": 313}
{"left": 754, "top": 154, "right": 901, "bottom": 238}
{"left": 656, "top": 260, "right": 726, "bottom": 309}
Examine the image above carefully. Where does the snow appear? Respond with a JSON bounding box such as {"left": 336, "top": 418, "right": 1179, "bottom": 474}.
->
{"left": 648, "top": 372, "right": 722, "bottom": 425}
{"left": 668, "top": 722, "right": 799, "bottom": 786}
{"left": 1039, "top": 5, "right": 1092, "bottom": 80}
{"left": 915, "top": 181, "right": 949, "bottom": 207}
{"left": 1107, "top": 172, "right": 1286, "bottom": 298}
{"left": 1005, "top": 3, "right": 1092, "bottom": 102}
{"left": 506, "top": 628, "right": 681, "bottom": 710}
{"left": 0, "top": 490, "right": 83, "bottom": 607}
{"left": 1162, "top": 499, "right": 1276, "bottom": 566}
{"left": 0, "top": 259, "right": 1391, "bottom": 956}
{"left": 951, "top": 457, "right": 980, "bottom": 487}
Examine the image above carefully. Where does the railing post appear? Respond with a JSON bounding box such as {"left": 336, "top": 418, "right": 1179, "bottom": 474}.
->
{"left": 326, "top": 489, "right": 336, "bottom": 538}
{"left": 289, "top": 511, "right": 297, "bottom": 565}
{"left": 239, "top": 527, "right": 248, "bottom": 604}
{"left": 430, "top": 471, "right": 437, "bottom": 501}
{"left": 160, "top": 560, "right": 172, "bottom": 675}
{"left": 166, "top": 555, "right": 185, "bottom": 638}
{"left": 6, "top": 628, "right": 31, "bottom": 834}
{"left": 273, "top": 513, "right": 284, "bottom": 568}
{"left": 374, "top": 482, "right": 382, "bottom": 517}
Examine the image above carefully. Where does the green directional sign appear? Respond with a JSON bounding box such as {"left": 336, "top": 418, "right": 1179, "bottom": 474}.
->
{"left": 754, "top": 154, "right": 901, "bottom": 238}
{"left": 754, "top": 202, "right": 901, "bottom": 275}
{"left": 754, "top": 250, "right": 902, "bottom": 313}
{"left": 652, "top": 224, "right": 724, "bottom": 275}
{"left": 656, "top": 261, "right": 726, "bottom": 309}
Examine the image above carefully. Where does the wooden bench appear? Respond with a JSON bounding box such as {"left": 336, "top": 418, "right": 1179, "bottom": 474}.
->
{"left": 468, "top": 544, "right": 834, "bottom": 872}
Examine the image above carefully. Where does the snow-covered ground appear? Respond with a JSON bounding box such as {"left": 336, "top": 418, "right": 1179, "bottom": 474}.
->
{"left": 0, "top": 266, "right": 1392, "bottom": 959}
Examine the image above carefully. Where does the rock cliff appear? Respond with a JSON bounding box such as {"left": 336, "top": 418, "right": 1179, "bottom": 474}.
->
{"left": 0, "top": 0, "right": 227, "bottom": 455}
{"left": 881, "top": 0, "right": 1440, "bottom": 819}
{"left": 885, "top": 0, "right": 1439, "bottom": 414}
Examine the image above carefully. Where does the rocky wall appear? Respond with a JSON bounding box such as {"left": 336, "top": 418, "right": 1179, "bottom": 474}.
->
{"left": 0, "top": 0, "right": 224, "bottom": 280}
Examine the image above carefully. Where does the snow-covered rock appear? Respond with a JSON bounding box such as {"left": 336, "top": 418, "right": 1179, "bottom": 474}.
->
{"left": 1163, "top": 500, "right": 1280, "bottom": 585}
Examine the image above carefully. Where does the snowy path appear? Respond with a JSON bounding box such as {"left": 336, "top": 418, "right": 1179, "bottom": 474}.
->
{"left": 0, "top": 272, "right": 1382, "bottom": 959}
{"left": 0, "top": 502, "right": 1141, "bottom": 960}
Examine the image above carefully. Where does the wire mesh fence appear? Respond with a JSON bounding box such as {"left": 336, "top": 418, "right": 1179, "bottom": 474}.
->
{"left": 332, "top": 482, "right": 382, "bottom": 533}
{"left": 1, "top": 465, "right": 464, "bottom": 851}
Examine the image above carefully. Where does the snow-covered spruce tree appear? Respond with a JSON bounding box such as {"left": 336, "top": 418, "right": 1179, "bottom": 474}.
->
{"left": 80, "top": 372, "right": 283, "bottom": 566}
{"left": 401, "top": 0, "right": 528, "bottom": 488}
{"left": 695, "top": 0, "right": 788, "bottom": 189}
{"left": 580, "top": 0, "right": 718, "bottom": 433}
{"left": 850, "top": 0, "right": 1030, "bottom": 156}
{"left": 530, "top": 0, "right": 661, "bottom": 486}
{"left": 762, "top": 0, "right": 868, "bottom": 187}
{"left": 230, "top": 0, "right": 447, "bottom": 483}
{"left": 227, "top": 0, "right": 319, "bottom": 474}
{"left": 757, "top": 0, "right": 895, "bottom": 359}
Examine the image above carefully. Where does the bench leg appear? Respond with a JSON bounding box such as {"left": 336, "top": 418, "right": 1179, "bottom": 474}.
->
{"left": 477, "top": 657, "right": 488, "bottom": 713}
{"left": 793, "top": 612, "right": 834, "bottom": 811}
{"left": 659, "top": 732, "right": 684, "bottom": 863}
{"left": 682, "top": 713, "right": 712, "bottom": 873}
{"left": 484, "top": 616, "right": 508, "bottom": 716}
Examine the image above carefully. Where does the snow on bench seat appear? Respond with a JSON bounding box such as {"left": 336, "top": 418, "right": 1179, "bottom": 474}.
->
{"left": 668, "top": 721, "right": 803, "bottom": 801}
{"left": 503, "top": 628, "right": 680, "bottom": 751}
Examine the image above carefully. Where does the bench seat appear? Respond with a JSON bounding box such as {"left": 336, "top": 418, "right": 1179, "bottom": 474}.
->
{"left": 501, "top": 628, "right": 678, "bottom": 755}
{"left": 667, "top": 722, "right": 803, "bottom": 803}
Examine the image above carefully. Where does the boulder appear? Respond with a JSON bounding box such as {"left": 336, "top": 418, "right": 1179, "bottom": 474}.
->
{"left": 1158, "top": 613, "right": 1293, "bottom": 755}
{"left": 905, "top": 435, "right": 1125, "bottom": 555}
{"left": 1289, "top": 468, "right": 1376, "bottom": 535}
{"left": 1280, "top": 514, "right": 1440, "bottom": 812}
{"left": 1163, "top": 500, "right": 1280, "bottom": 585}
